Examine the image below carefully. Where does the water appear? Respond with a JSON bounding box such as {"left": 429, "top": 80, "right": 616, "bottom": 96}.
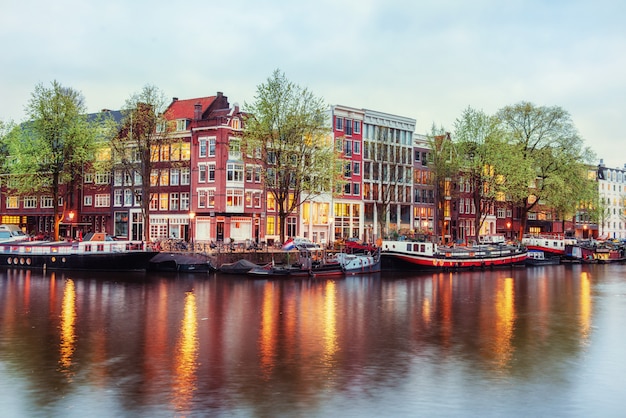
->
{"left": 1, "top": 264, "right": 626, "bottom": 417}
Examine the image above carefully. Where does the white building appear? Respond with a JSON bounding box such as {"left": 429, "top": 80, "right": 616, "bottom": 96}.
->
{"left": 596, "top": 160, "right": 626, "bottom": 239}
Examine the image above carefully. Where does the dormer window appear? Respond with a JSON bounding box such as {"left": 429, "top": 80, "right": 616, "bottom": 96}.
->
{"left": 176, "top": 119, "right": 190, "bottom": 131}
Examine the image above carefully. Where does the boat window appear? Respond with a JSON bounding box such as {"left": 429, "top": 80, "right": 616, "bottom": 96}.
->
{"left": 406, "top": 244, "right": 412, "bottom": 252}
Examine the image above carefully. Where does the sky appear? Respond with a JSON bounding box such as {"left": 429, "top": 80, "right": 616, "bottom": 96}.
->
{"left": 1, "top": 0, "right": 625, "bottom": 167}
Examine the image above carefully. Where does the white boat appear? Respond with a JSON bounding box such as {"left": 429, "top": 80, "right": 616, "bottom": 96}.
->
{"left": 380, "top": 240, "right": 527, "bottom": 271}
{"left": 335, "top": 250, "right": 381, "bottom": 274}
{"left": 0, "top": 232, "right": 157, "bottom": 271}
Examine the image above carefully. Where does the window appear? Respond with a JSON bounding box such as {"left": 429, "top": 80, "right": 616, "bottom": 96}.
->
{"left": 171, "top": 142, "right": 181, "bottom": 161}
{"left": 208, "top": 163, "right": 215, "bottom": 182}
{"left": 199, "top": 138, "right": 207, "bottom": 158}
{"left": 95, "top": 172, "right": 111, "bottom": 185}
{"left": 207, "top": 189, "right": 215, "bottom": 208}
{"left": 124, "top": 189, "right": 133, "bottom": 206}
{"left": 95, "top": 194, "right": 110, "bottom": 207}
{"left": 354, "top": 121, "right": 361, "bottom": 134}
{"left": 180, "top": 192, "right": 190, "bottom": 210}
{"left": 198, "top": 190, "right": 206, "bottom": 208}
{"left": 227, "top": 163, "right": 244, "bottom": 182}
{"left": 226, "top": 189, "right": 244, "bottom": 208}
{"left": 159, "top": 193, "right": 168, "bottom": 210}
{"left": 353, "top": 141, "right": 361, "bottom": 155}
{"left": 181, "top": 143, "right": 190, "bottom": 160}
{"left": 176, "top": 119, "right": 188, "bottom": 131}
{"left": 24, "top": 196, "right": 37, "bottom": 208}
{"left": 345, "top": 119, "right": 353, "bottom": 135}
{"left": 352, "top": 183, "right": 360, "bottom": 196}
{"left": 208, "top": 138, "right": 216, "bottom": 157}
{"left": 84, "top": 195, "right": 92, "bottom": 206}
{"left": 353, "top": 162, "right": 361, "bottom": 175}
{"left": 6, "top": 196, "right": 18, "bottom": 209}
{"left": 181, "top": 168, "right": 190, "bottom": 185}
{"left": 344, "top": 140, "right": 352, "bottom": 156}
{"left": 199, "top": 164, "right": 207, "bottom": 183}
{"left": 170, "top": 193, "right": 179, "bottom": 211}
{"left": 170, "top": 168, "right": 180, "bottom": 186}
{"left": 160, "top": 145, "right": 170, "bottom": 161}
{"left": 114, "top": 190, "right": 123, "bottom": 206}
{"left": 40, "top": 196, "right": 54, "bottom": 208}
{"left": 228, "top": 138, "right": 241, "bottom": 160}
{"left": 84, "top": 173, "right": 94, "bottom": 183}
{"left": 159, "top": 170, "right": 169, "bottom": 186}
{"left": 335, "top": 117, "right": 343, "bottom": 131}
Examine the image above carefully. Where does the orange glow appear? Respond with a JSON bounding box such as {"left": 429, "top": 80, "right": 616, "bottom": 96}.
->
{"left": 259, "top": 282, "right": 276, "bottom": 378}
{"left": 322, "top": 281, "right": 338, "bottom": 363}
{"left": 173, "top": 291, "right": 199, "bottom": 411}
{"left": 59, "top": 279, "right": 76, "bottom": 379}
{"left": 492, "top": 277, "right": 515, "bottom": 370}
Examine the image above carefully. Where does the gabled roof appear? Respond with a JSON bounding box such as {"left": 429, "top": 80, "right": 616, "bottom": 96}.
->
{"left": 164, "top": 96, "right": 217, "bottom": 120}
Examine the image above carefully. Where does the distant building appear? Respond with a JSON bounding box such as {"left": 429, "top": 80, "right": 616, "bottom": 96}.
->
{"left": 596, "top": 160, "right": 626, "bottom": 239}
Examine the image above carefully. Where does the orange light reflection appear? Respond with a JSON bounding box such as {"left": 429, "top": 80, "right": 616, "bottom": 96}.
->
{"left": 173, "top": 291, "right": 199, "bottom": 412}
{"left": 59, "top": 278, "right": 76, "bottom": 379}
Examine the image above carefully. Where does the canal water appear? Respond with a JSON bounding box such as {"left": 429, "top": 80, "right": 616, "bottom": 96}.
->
{"left": 1, "top": 264, "right": 626, "bottom": 417}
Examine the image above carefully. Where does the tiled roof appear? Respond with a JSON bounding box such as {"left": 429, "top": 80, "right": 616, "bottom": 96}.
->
{"left": 164, "top": 96, "right": 216, "bottom": 120}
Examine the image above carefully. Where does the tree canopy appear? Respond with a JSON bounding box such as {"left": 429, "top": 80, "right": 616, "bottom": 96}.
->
{"left": 2, "top": 80, "right": 99, "bottom": 240}
{"left": 242, "top": 69, "right": 339, "bottom": 243}
{"left": 495, "top": 102, "right": 596, "bottom": 236}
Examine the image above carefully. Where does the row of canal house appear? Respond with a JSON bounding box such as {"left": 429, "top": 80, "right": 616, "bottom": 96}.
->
{"left": 1, "top": 90, "right": 608, "bottom": 245}
{"left": 0, "top": 92, "right": 437, "bottom": 246}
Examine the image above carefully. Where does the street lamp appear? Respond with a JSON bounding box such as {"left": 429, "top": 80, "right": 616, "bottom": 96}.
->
{"left": 189, "top": 212, "right": 195, "bottom": 252}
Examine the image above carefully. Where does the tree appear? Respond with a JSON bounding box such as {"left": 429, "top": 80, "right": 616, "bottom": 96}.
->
{"left": 2, "top": 81, "right": 99, "bottom": 240}
{"left": 495, "top": 102, "right": 596, "bottom": 237}
{"left": 242, "top": 70, "right": 339, "bottom": 244}
{"left": 427, "top": 125, "right": 458, "bottom": 243}
{"left": 453, "top": 107, "right": 516, "bottom": 241}
{"left": 107, "top": 85, "right": 170, "bottom": 242}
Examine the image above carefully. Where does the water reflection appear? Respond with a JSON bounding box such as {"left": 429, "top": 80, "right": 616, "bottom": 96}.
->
{"left": 0, "top": 265, "right": 612, "bottom": 416}
{"left": 58, "top": 277, "right": 76, "bottom": 379}
{"left": 173, "top": 291, "right": 198, "bottom": 412}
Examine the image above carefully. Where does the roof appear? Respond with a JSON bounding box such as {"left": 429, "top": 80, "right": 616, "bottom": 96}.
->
{"left": 164, "top": 96, "right": 216, "bottom": 120}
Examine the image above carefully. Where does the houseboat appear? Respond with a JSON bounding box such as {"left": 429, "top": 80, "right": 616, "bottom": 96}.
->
{"left": 521, "top": 235, "right": 576, "bottom": 256}
{"left": 0, "top": 232, "right": 158, "bottom": 271}
{"left": 380, "top": 240, "right": 527, "bottom": 271}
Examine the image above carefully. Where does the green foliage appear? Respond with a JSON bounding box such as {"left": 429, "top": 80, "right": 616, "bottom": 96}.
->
{"left": 108, "top": 85, "right": 171, "bottom": 242}
{"left": 495, "top": 101, "right": 596, "bottom": 233}
{"left": 242, "top": 69, "right": 337, "bottom": 242}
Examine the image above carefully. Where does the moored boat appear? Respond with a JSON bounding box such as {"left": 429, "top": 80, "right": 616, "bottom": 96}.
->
{"left": 0, "top": 232, "right": 157, "bottom": 271}
{"left": 335, "top": 249, "right": 381, "bottom": 274}
{"left": 521, "top": 234, "right": 576, "bottom": 256}
{"left": 148, "top": 252, "right": 216, "bottom": 272}
{"left": 219, "top": 258, "right": 260, "bottom": 274}
{"left": 380, "top": 240, "right": 527, "bottom": 271}
{"left": 525, "top": 250, "right": 561, "bottom": 266}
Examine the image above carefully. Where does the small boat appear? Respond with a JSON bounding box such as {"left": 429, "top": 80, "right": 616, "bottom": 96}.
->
{"left": 521, "top": 234, "right": 576, "bottom": 256}
{"left": 563, "top": 242, "right": 596, "bottom": 263}
{"left": 0, "top": 232, "right": 158, "bottom": 271}
{"left": 380, "top": 240, "right": 527, "bottom": 271}
{"left": 148, "top": 252, "right": 216, "bottom": 272}
{"left": 219, "top": 258, "right": 260, "bottom": 274}
{"left": 335, "top": 249, "right": 381, "bottom": 274}
{"left": 525, "top": 250, "right": 561, "bottom": 266}
{"left": 247, "top": 262, "right": 307, "bottom": 278}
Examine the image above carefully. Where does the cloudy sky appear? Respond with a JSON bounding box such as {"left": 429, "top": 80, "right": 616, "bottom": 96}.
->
{"left": 1, "top": 0, "right": 624, "bottom": 166}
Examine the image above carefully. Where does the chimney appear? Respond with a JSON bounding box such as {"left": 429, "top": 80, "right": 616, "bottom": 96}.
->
{"left": 172, "top": 97, "right": 178, "bottom": 102}
{"left": 194, "top": 102, "right": 202, "bottom": 120}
